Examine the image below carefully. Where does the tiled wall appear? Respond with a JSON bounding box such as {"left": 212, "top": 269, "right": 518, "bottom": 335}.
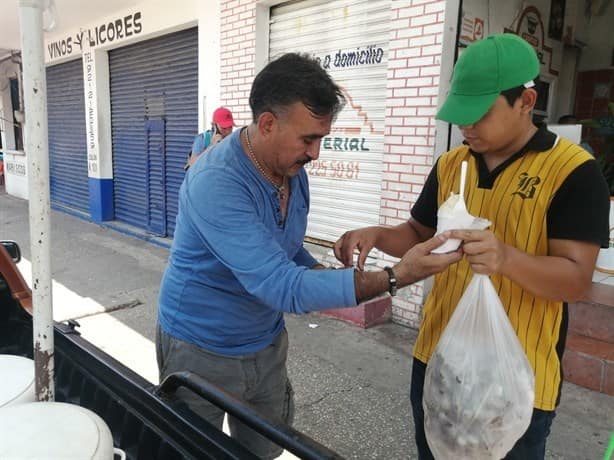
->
{"left": 220, "top": 0, "right": 256, "bottom": 126}
{"left": 383, "top": 0, "right": 445, "bottom": 327}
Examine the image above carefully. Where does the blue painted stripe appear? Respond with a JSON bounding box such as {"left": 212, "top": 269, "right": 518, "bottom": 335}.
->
{"left": 89, "top": 178, "right": 114, "bottom": 222}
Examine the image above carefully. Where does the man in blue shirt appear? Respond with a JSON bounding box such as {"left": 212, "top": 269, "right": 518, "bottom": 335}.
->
{"left": 157, "top": 52, "right": 461, "bottom": 459}
{"left": 184, "top": 106, "right": 236, "bottom": 170}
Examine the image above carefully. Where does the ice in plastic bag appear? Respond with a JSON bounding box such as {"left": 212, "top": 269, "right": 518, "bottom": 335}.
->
{"left": 431, "top": 192, "right": 491, "bottom": 254}
{"left": 423, "top": 274, "right": 535, "bottom": 460}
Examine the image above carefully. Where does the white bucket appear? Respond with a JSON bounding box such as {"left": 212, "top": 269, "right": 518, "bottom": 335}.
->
{"left": 0, "top": 355, "right": 35, "bottom": 408}
{"left": 0, "top": 401, "right": 126, "bottom": 459}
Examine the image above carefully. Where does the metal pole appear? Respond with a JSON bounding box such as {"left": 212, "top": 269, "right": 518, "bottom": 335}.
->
{"left": 18, "top": 0, "right": 54, "bottom": 401}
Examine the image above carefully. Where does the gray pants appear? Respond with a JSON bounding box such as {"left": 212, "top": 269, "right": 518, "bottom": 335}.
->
{"left": 156, "top": 325, "right": 295, "bottom": 459}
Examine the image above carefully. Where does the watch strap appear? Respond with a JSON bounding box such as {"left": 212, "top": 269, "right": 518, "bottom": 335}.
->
{"left": 384, "top": 266, "right": 397, "bottom": 296}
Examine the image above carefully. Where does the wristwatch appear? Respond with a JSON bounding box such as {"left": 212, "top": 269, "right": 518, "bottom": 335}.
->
{"left": 384, "top": 266, "right": 397, "bottom": 297}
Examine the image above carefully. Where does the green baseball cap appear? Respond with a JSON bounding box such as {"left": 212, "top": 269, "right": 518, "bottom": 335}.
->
{"left": 436, "top": 33, "right": 540, "bottom": 126}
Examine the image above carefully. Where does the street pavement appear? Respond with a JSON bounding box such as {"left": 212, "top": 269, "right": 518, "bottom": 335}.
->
{"left": 1, "top": 190, "right": 612, "bottom": 460}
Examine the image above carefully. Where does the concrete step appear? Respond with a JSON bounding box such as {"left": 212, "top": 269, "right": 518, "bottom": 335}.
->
{"left": 563, "top": 332, "right": 614, "bottom": 395}
{"left": 563, "top": 282, "right": 614, "bottom": 396}
{"left": 568, "top": 283, "right": 614, "bottom": 343}
{"left": 319, "top": 296, "right": 391, "bottom": 328}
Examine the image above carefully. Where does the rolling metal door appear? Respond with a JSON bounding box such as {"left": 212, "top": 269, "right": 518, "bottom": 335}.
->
{"left": 145, "top": 119, "right": 167, "bottom": 236}
{"left": 47, "top": 59, "right": 89, "bottom": 212}
{"left": 109, "top": 27, "right": 198, "bottom": 236}
{"left": 270, "top": 0, "right": 390, "bottom": 243}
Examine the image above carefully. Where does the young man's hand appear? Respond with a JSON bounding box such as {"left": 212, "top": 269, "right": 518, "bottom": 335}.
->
{"left": 448, "top": 229, "right": 507, "bottom": 275}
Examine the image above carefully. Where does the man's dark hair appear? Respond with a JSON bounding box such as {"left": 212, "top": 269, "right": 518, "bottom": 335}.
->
{"left": 500, "top": 75, "right": 541, "bottom": 107}
{"left": 249, "top": 53, "right": 345, "bottom": 122}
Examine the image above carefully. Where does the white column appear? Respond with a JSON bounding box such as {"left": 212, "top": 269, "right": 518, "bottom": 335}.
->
{"left": 198, "top": 0, "right": 221, "bottom": 131}
{"left": 18, "top": 0, "right": 54, "bottom": 401}
{"left": 82, "top": 42, "right": 114, "bottom": 221}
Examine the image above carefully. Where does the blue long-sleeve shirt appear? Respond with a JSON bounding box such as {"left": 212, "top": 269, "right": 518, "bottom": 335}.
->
{"left": 158, "top": 129, "right": 357, "bottom": 355}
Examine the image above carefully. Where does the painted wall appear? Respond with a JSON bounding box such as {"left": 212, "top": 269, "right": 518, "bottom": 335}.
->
{"left": 44, "top": 0, "right": 222, "bottom": 131}
{"left": 42, "top": 0, "right": 222, "bottom": 139}
{"left": 44, "top": 1, "right": 199, "bottom": 65}
{"left": 5, "top": 0, "right": 223, "bottom": 204}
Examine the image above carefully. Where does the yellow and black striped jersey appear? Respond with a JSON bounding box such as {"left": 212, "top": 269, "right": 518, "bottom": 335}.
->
{"left": 411, "top": 127, "right": 610, "bottom": 411}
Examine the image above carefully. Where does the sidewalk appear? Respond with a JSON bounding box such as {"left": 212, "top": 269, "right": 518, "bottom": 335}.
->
{"left": 1, "top": 191, "right": 612, "bottom": 460}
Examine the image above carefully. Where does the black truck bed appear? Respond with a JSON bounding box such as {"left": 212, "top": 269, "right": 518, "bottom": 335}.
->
{"left": 0, "top": 244, "right": 342, "bottom": 459}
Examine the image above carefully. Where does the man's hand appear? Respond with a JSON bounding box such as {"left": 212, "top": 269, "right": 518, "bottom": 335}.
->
{"left": 210, "top": 133, "right": 224, "bottom": 146}
{"left": 187, "top": 153, "right": 202, "bottom": 169}
{"left": 448, "top": 229, "right": 508, "bottom": 275}
{"left": 393, "top": 233, "right": 462, "bottom": 287}
{"left": 352, "top": 232, "right": 460, "bottom": 303}
{"left": 333, "top": 227, "right": 381, "bottom": 270}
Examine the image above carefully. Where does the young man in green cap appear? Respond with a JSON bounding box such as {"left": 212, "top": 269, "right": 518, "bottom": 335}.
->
{"left": 333, "top": 34, "right": 610, "bottom": 459}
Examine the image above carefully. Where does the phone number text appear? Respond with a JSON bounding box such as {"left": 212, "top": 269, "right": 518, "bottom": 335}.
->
{"left": 306, "top": 160, "right": 360, "bottom": 180}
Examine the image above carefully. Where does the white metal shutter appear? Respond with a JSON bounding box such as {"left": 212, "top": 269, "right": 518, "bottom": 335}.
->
{"left": 47, "top": 59, "right": 89, "bottom": 212}
{"left": 270, "top": 0, "right": 390, "bottom": 243}
{"left": 109, "top": 28, "right": 198, "bottom": 237}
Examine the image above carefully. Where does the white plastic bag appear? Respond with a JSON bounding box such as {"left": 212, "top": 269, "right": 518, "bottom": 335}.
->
{"left": 430, "top": 192, "right": 491, "bottom": 254}
{"left": 423, "top": 274, "right": 535, "bottom": 460}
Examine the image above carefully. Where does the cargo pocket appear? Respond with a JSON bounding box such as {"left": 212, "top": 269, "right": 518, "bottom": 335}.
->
{"left": 282, "top": 378, "right": 295, "bottom": 425}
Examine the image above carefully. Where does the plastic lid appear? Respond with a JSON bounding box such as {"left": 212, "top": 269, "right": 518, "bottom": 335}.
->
{"left": 0, "top": 402, "right": 113, "bottom": 459}
{"left": 0, "top": 355, "right": 35, "bottom": 407}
